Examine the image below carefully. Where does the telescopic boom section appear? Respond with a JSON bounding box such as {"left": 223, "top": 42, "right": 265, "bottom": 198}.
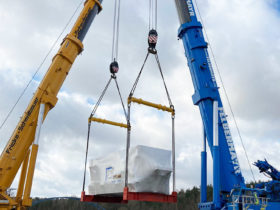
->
{"left": 174, "top": 0, "right": 245, "bottom": 193}
{"left": 0, "top": 0, "right": 102, "bottom": 207}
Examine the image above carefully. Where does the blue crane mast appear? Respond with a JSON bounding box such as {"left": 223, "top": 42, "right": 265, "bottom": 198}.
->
{"left": 174, "top": 0, "right": 280, "bottom": 209}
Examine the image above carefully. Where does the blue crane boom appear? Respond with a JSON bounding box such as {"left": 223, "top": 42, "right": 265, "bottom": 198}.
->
{"left": 174, "top": 0, "right": 244, "bottom": 191}
{"left": 174, "top": 0, "right": 280, "bottom": 209}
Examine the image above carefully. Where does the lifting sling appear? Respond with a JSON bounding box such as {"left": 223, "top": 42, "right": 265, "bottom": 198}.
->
{"left": 126, "top": 41, "right": 176, "bottom": 194}
{"left": 81, "top": 0, "right": 177, "bottom": 204}
{"left": 82, "top": 73, "right": 128, "bottom": 194}
{"left": 81, "top": 0, "right": 127, "bottom": 195}
{"left": 125, "top": 0, "right": 176, "bottom": 196}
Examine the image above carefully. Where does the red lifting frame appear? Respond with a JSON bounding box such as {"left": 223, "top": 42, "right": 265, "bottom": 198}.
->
{"left": 81, "top": 187, "right": 177, "bottom": 204}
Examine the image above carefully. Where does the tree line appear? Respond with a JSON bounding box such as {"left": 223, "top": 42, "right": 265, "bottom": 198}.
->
{"left": 29, "top": 186, "right": 213, "bottom": 210}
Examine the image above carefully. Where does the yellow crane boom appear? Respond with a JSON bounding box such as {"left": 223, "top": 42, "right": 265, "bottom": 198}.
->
{"left": 0, "top": 0, "right": 102, "bottom": 209}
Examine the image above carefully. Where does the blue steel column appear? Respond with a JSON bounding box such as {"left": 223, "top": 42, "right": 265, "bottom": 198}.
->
{"left": 201, "top": 123, "right": 207, "bottom": 203}
{"left": 213, "top": 101, "right": 220, "bottom": 208}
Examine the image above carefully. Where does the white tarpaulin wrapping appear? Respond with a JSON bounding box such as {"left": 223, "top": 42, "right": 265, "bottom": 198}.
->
{"left": 88, "top": 145, "right": 172, "bottom": 195}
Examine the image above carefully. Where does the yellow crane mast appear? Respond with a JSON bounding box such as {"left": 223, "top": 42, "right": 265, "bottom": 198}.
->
{"left": 0, "top": 0, "right": 102, "bottom": 209}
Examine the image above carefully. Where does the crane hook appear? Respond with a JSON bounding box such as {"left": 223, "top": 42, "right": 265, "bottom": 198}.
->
{"left": 110, "top": 61, "right": 119, "bottom": 74}
{"left": 148, "top": 29, "right": 158, "bottom": 54}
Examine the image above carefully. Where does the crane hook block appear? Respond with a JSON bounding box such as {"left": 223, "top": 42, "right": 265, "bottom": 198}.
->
{"left": 148, "top": 29, "right": 158, "bottom": 54}
{"left": 110, "top": 61, "right": 119, "bottom": 74}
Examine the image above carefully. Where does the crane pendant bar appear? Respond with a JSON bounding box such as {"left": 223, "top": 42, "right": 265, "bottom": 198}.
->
{"left": 128, "top": 97, "right": 175, "bottom": 115}
{"left": 89, "top": 117, "right": 128, "bottom": 128}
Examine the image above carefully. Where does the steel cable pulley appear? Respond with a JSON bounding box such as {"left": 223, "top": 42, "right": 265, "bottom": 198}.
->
{"left": 148, "top": 0, "right": 158, "bottom": 54}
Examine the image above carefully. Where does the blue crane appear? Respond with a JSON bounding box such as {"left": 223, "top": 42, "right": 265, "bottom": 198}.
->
{"left": 174, "top": 0, "right": 280, "bottom": 209}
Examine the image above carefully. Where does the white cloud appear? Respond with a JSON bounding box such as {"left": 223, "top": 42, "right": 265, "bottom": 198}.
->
{"left": 0, "top": 0, "right": 279, "bottom": 199}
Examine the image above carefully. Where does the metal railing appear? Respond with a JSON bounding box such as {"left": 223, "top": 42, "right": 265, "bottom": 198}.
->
{"left": 231, "top": 195, "right": 269, "bottom": 210}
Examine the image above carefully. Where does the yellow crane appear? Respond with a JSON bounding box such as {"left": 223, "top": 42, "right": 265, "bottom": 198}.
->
{"left": 0, "top": 0, "right": 102, "bottom": 209}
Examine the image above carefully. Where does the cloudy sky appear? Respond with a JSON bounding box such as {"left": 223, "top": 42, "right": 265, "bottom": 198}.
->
{"left": 0, "top": 0, "right": 280, "bottom": 198}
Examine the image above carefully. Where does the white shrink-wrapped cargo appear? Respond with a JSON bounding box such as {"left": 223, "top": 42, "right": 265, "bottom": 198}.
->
{"left": 88, "top": 145, "right": 172, "bottom": 195}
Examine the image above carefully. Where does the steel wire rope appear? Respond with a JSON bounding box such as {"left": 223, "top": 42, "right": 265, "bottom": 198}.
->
{"left": 82, "top": 75, "right": 128, "bottom": 190}
{"left": 128, "top": 0, "right": 176, "bottom": 191}
{"left": 115, "top": 0, "right": 121, "bottom": 61}
{"left": 83, "top": 0, "right": 125, "bottom": 192}
{"left": 172, "top": 116, "right": 176, "bottom": 192}
{"left": 0, "top": 0, "right": 84, "bottom": 131}
{"left": 149, "top": 0, "right": 151, "bottom": 30}
{"left": 155, "top": 53, "right": 173, "bottom": 107}
{"left": 82, "top": 120, "right": 92, "bottom": 192}
{"left": 129, "top": 52, "right": 150, "bottom": 96}
{"left": 111, "top": 0, "right": 117, "bottom": 61}
{"left": 82, "top": 76, "right": 113, "bottom": 192}
{"left": 114, "top": 78, "right": 128, "bottom": 121}
{"left": 193, "top": 0, "right": 256, "bottom": 182}
{"left": 125, "top": 51, "right": 150, "bottom": 188}
{"left": 149, "top": 0, "right": 157, "bottom": 30}
{"left": 90, "top": 77, "right": 113, "bottom": 117}
{"left": 151, "top": 0, "right": 154, "bottom": 29}
{"left": 88, "top": 76, "right": 127, "bottom": 119}
{"left": 111, "top": 0, "right": 121, "bottom": 61}
{"left": 155, "top": 0, "right": 157, "bottom": 30}
{"left": 129, "top": 53, "right": 173, "bottom": 106}
{"left": 82, "top": 76, "right": 128, "bottom": 192}
{"left": 127, "top": 51, "right": 176, "bottom": 193}
{"left": 155, "top": 51, "right": 176, "bottom": 192}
